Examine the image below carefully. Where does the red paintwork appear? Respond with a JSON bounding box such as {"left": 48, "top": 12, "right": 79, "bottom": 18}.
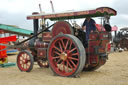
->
{"left": 0, "top": 35, "right": 17, "bottom": 42}
{"left": 112, "top": 26, "right": 118, "bottom": 31}
{"left": 48, "top": 36, "right": 80, "bottom": 76}
{"left": 107, "top": 43, "right": 111, "bottom": 52}
{"left": 27, "top": 7, "right": 117, "bottom": 20}
{"left": 35, "top": 40, "right": 48, "bottom": 48}
{"left": 52, "top": 21, "right": 73, "bottom": 37}
{"left": 95, "top": 24, "right": 106, "bottom": 32}
{"left": 0, "top": 35, "right": 17, "bottom": 58}
{"left": 96, "top": 7, "right": 117, "bottom": 15}
{"left": 0, "top": 42, "right": 7, "bottom": 58}
{"left": 42, "top": 32, "right": 52, "bottom": 42}
{"left": 96, "top": 24, "right": 118, "bottom": 32}
{"left": 85, "top": 32, "right": 110, "bottom": 66}
{"left": 89, "top": 55, "right": 99, "bottom": 66}
{"left": 37, "top": 48, "right": 47, "bottom": 57}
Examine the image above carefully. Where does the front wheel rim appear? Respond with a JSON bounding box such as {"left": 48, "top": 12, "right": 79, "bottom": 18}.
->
{"left": 17, "top": 50, "right": 33, "bottom": 72}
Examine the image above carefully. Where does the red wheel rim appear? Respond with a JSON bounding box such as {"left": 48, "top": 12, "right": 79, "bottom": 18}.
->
{"left": 48, "top": 37, "right": 80, "bottom": 76}
{"left": 17, "top": 52, "right": 32, "bottom": 71}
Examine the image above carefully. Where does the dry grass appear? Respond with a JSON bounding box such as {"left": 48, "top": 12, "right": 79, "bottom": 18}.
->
{"left": 0, "top": 51, "right": 128, "bottom": 85}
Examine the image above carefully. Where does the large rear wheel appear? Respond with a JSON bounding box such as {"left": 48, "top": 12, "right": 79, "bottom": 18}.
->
{"left": 47, "top": 34, "right": 86, "bottom": 77}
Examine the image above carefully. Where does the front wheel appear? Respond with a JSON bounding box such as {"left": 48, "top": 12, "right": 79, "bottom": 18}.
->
{"left": 47, "top": 34, "right": 86, "bottom": 77}
{"left": 17, "top": 50, "right": 34, "bottom": 72}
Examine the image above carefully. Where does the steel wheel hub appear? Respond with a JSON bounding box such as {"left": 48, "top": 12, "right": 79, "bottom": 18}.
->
{"left": 60, "top": 52, "right": 67, "bottom": 61}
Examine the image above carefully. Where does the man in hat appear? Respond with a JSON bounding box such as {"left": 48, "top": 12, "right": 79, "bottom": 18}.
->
{"left": 82, "top": 17, "right": 96, "bottom": 47}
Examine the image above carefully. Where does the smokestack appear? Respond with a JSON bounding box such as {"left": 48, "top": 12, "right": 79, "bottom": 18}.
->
{"left": 39, "top": 4, "right": 42, "bottom": 13}
{"left": 50, "top": 0, "right": 55, "bottom": 13}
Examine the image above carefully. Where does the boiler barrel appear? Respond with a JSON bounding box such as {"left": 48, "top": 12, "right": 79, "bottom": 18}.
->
{"left": 35, "top": 41, "right": 48, "bottom": 48}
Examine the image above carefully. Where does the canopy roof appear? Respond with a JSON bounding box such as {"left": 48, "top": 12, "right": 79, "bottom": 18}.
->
{"left": 120, "top": 27, "right": 128, "bottom": 31}
{"left": 0, "top": 24, "right": 33, "bottom": 36}
{"left": 27, "top": 7, "right": 117, "bottom": 21}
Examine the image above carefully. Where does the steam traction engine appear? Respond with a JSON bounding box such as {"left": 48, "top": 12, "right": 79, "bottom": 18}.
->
{"left": 113, "top": 27, "right": 128, "bottom": 50}
{"left": 17, "top": 7, "right": 117, "bottom": 77}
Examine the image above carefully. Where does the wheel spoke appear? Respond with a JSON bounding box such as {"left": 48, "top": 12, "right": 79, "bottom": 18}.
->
{"left": 60, "top": 39, "right": 65, "bottom": 51}
{"left": 25, "top": 64, "right": 27, "bottom": 69}
{"left": 26, "top": 55, "right": 30, "bottom": 60}
{"left": 69, "top": 48, "right": 77, "bottom": 53}
{"left": 60, "top": 60, "right": 64, "bottom": 65}
{"left": 25, "top": 54, "right": 27, "bottom": 58}
{"left": 69, "top": 41, "right": 72, "bottom": 50}
{"left": 54, "top": 51, "right": 61, "bottom": 56}
{"left": 59, "top": 60, "right": 65, "bottom": 71}
{"left": 71, "top": 53, "right": 79, "bottom": 56}
{"left": 20, "top": 61, "right": 22, "bottom": 64}
{"left": 58, "top": 41, "right": 63, "bottom": 52}
{"left": 66, "top": 60, "right": 69, "bottom": 72}
{"left": 23, "top": 54, "right": 26, "bottom": 59}
{"left": 67, "top": 60, "right": 73, "bottom": 71}
{"left": 52, "top": 56, "right": 60, "bottom": 60}
{"left": 56, "top": 58, "right": 61, "bottom": 64}
{"left": 21, "top": 55, "right": 24, "bottom": 60}
{"left": 25, "top": 55, "right": 28, "bottom": 60}
{"left": 70, "top": 60, "right": 77, "bottom": 68}
{"left": 21, "top": 64, "right": 24, "bottom": 68}
{"left": 23, "top": 64, "right": 25, "bottom": 69}
{"left": 62, "top": 61, "right": 65, "bottom": 71}
{"left": 20, "top": 56, "right": 23, "bottom": 60}
{"left": 54, "top": 46, "right": 62, "bottom": 52}
{"left": 23, "top": 54, "right": 26, "bottom": 60}
{"left": 22, "top": 60, "right": 24, "bottom": 64}
{"left": 26, "top": 63, "right": 30, "bottom": 68}
{"left": 65, "top": 40, "right": 69, "bottom": 50}
{"left": 68, "top": 57, "right": 79, "bottom": 61}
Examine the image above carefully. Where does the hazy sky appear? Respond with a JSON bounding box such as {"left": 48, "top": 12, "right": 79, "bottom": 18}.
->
{"left": 0, "top": 0, "right": 128, "bottom": 31}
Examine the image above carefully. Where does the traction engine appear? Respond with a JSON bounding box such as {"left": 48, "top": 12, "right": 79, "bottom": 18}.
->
{"left": 15, "top": 7, "right": 117, "bottom": 77}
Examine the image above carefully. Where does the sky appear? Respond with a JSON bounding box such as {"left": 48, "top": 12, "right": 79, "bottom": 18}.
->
{"left": 0, "top": 0, "right": 128, "bottom": 31}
